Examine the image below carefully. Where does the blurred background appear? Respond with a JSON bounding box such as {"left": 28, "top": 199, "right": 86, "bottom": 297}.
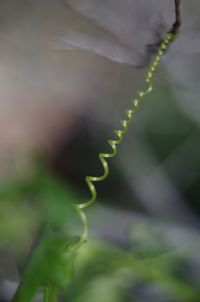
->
{"left": 0, "top": 0, "right": 200, "bottom": 301}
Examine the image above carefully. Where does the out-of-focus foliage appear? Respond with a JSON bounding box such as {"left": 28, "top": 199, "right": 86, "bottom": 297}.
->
{"left": 0, "top": 161, "right": 200, "bottom": 302}
{"left": 64, "top": 240, "right": 200, "bottom": 302}
{"left": 0, "top": 162, "right": 80, "bottom": 256}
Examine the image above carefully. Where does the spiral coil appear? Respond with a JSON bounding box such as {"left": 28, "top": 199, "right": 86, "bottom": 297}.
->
{"left": 72, "top": 32, "right": 176, "bottom": 244}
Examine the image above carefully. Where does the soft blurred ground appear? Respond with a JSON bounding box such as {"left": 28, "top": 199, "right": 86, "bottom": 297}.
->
{"left": 0, "top": 1, "right": 200, "bottom": 301}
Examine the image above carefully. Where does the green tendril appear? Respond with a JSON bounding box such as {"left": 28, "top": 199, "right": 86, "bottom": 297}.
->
{"left": 73, "top": 32, "right": 176, "bottom": 244}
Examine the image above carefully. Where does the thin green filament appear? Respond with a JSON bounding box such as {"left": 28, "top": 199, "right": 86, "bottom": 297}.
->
{"left": 73, "top": 32, "right": 176, "bottom": 243}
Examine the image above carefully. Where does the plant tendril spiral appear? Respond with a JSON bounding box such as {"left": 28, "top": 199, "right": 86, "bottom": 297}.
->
{"left": 72, "top": 32, "right": 176, "bottom": 244}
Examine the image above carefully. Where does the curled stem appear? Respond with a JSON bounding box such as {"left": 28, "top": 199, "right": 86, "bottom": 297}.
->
{"left": 73, "top": 32, "right": 177, "bottom": 243}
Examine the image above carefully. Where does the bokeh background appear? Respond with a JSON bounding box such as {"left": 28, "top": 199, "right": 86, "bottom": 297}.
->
{"left": 0, "top": 0, "right": 200, "bottom": 301}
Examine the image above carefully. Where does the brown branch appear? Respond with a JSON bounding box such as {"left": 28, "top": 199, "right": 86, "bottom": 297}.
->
{"left": 147, "top": 0, "right": 181, "bottom": 50}
{"left": 170, "top": 0, "right": 181, "bottom": 34}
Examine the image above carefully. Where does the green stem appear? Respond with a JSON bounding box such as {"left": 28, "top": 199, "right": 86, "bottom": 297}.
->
{"left": 43, "top": 286, "right": 58, "bottom": 302}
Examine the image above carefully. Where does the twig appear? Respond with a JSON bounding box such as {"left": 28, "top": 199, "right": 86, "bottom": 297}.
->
{"left": 148, "top": 0, "right": 181, "bottom": 50}
{"left": 170, "top": 0, "right": 181, "bottom": 34}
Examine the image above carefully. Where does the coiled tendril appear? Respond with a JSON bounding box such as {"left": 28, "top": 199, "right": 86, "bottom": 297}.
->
{"left": 73, "top": 32, "right": 176, "bottom": 244}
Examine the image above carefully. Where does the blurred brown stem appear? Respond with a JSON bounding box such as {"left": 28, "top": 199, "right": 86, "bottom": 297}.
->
{"left": 170, "top": 0, "right": 181, "bottom": 34}
{"left": 147, "top": 0, "right": 181, "bottom": 50}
